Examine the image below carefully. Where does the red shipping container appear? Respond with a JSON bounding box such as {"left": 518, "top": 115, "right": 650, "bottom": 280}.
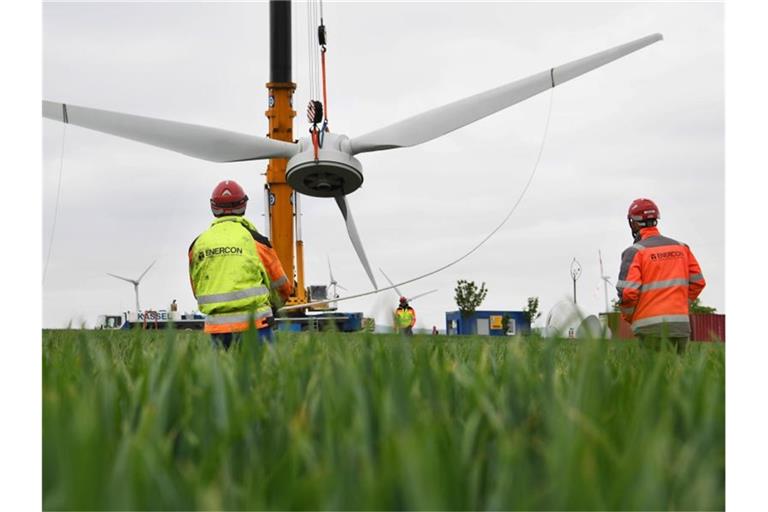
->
{"left": 690, "top": 314, "right": 726, "bottom": 342}
{"left": 600, "top": 313, "right": 725, "bottom": 342}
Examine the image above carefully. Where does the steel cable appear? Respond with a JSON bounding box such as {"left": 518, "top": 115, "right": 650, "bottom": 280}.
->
{"left": 306, "top": 1, "right": 315, "bottom": 101}
{"left": 43, "top": 124, "right": 67, "bottom": 284}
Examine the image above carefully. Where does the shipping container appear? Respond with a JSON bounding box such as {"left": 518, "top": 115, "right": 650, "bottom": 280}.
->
{"left": 599, "top": 312, "right": 725, "bottom": 342}
{"left": 690, "top": 314, "right": 725, "bottom": 342}
{"left": 445, "top": 310, "right": 530, "bottom": 336}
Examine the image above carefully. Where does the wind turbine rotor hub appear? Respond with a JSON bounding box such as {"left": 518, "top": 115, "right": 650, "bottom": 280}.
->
{"left": 286, "top": 134, "right": 364, "bottom": 198}
{"left": 287, "top": 161, "right": 362, "bottom": 197}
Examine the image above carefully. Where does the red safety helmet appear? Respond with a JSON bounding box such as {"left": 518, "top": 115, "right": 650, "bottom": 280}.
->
{"left": 211, "top": 180, "right": 248, "bottom": 217}
{"left": 627, "top": 198, "right": 660, "bottom": 227}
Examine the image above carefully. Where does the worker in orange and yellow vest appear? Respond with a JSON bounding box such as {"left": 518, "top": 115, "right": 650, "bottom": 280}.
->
{"left": 616, "top": 198, "right": 706, "bottom": 353}
{"left": 394, "top": 296, "right": 416, "bottom": 336}
{"left": 188, "top": 180, "right": 292, "bottom": 350}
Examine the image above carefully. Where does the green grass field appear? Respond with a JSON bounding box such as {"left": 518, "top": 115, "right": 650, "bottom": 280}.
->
{"left": 43, "top": 329, "right": 724, "bottom": 510}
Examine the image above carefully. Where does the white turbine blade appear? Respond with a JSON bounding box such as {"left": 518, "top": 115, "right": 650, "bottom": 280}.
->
{"left": 378, "top": 267, "right": 404, "bottom": 297}
{"left": 137, "top": 260, "right": 156, "bottom": 283}
{"left": 334, "top": 195, "right": 378, "bottom": 289}
{"left": 599, "top": 250, "right": 605, "bottom": 276}
{"left": 106, "top": 272, "right": 136, "bottom": 285}
{"left": 42, "top": 101, "right": 299, "bottom": 162}
{"left": 337, "top": 284, "right": 348, "bottom": 292}
{"left": 349, "top": 33, "right": 662, "bottom": 155}
{"left": 407, "top": 289, "right": 438, "bottom": 302}
{"left": 327, "top": 256, "right": 336, "bottom": 284}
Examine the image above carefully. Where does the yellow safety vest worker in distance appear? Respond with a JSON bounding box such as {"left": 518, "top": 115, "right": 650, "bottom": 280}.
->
{"left": 189, "top": 216, "right": 273, "bottom": 334}
{"left": 395, "top": 307, "right": 415, "bottom": 329}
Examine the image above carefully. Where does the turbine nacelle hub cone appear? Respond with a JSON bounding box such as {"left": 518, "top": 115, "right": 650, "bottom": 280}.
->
{"left": 286, "top": 133, "right": 364, "bottom": 198}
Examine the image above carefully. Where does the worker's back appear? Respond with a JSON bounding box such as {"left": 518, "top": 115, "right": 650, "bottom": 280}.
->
{"left": 191, "top": 218, "right": 270, "bottom": 314}
{"left": 191, "top": 180, "right": 282, "bottom": 346}
{"left": 618, "top": 226, "right": 705, "bottom": 337}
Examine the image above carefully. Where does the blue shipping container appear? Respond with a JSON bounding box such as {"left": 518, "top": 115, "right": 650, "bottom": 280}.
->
{"left": 445, "top": 310, "right": 530, "bottom": 336}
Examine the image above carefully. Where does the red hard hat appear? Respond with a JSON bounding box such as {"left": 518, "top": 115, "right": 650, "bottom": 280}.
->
{"left": 211, "top": 180, "right": 248, "bottom": 216}
{"left": 627, "top": 198, "right": 660, "bottom": 225}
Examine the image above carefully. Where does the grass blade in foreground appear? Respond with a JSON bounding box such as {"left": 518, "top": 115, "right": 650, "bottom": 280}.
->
{"left": 42, "top": 330, "right": 724, "bottom": 510}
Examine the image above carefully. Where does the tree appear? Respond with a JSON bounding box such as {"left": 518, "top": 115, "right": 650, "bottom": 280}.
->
{"left": 523, "top": 297, "right": 542, "bottom": 326}
{"left": 454, "top": 280, "right": 488, "bottom": 317}
{"left": 690, "top": 298, "right": 716, "bottom": 314}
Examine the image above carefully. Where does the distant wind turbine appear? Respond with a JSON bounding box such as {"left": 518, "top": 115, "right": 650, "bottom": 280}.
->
{"left": 405, "top": 288, "right": 439, "bottom": 302}
{"left": 107, "top": 260, "right": 156, "bottom": 313}
{"left": 327, "top": 256, "right": 347, "bottom": 299}
{"left": 379, "top": 267, "right": 438, "bottom": 303}
{"left": 599, "top": 250, "right": 613, "bottom": 313}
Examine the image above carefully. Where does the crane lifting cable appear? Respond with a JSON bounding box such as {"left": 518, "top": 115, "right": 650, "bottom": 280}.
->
{"left": 318, "top": 4, "right": 329, "bottom": 139}
{"left": 318, "top": 0, "right": 328, "bottom": 130}
{"left": 43, "top": 123, "right": 67, "bottom": 284}
{"left": 280, "top": 88, "right": 556, "bottom": 312}
{"left": 305, "top": 1, "right": 315, "bottom": 102}
{"left": 307, "top": 0, "right": 331, "bottom": 158}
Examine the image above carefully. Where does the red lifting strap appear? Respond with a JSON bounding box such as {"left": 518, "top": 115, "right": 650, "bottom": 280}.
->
{"left": 311, "top": 128, "right": 320, "bottom": 161}
{"left": 321, "top": 48, "right": 329, "bottom": 124}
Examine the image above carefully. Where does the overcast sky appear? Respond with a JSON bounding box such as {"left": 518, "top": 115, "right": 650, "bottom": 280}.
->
{"left": 42, "top": 1, "right": 723, "bottom": 330}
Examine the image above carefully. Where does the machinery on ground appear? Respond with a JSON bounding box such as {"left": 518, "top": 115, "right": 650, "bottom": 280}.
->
{"left": 96, "top": 310, "right": 204, "bottom": 330}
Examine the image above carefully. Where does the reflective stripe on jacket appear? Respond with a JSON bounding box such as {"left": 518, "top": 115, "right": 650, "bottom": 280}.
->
{"left": 189, "top": 216, "right": 273, "bottom": 333}
{"left": 395, "top": 307, "right": 416, "bottom": 328}
{"left": 254, "top": 239, "right": 293, "bottom": 305}
{"left": 616, "top": 227, "right": 706, "bottom": 336}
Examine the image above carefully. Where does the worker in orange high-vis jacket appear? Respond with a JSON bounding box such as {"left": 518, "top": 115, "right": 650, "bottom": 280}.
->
{"left": 616, "top": 198, "right": 706, "bottom": 353}
{"left": 188, "top": 180, "right": 293, "bottom": 350}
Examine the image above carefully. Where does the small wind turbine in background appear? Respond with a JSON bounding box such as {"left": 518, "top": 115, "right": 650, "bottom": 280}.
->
{"left": 327, "top": 256, "right": 347, "bottom": 300}
{"left": 107, "top": 260, "right": 156, "bottom": 313}
{"left": 599, "top": 250, "right": 613, "bottom": 313}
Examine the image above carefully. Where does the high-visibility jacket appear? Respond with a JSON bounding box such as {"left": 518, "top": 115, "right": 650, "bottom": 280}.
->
{"left": 616, "top": 226, "right": 706, "bottom": 337}
{"left": 249, "top": 226, "right": 293, "bottom": 306}
{"left": 188, "top": 216, "right": 285, "bottom": 334}
{"left": 395, "top": 307, "right": 416, "bottom": 329}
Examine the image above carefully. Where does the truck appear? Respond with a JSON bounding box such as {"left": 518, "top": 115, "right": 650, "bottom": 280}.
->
{"left": 96, "top": 297, "right": 363, "bottom": 332}
{"left": 95, "top": 310, "right": 205, "bottom": 330}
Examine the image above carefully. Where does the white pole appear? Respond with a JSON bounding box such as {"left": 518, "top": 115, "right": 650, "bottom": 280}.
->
{"left": 294, "top": 191, "right": 302, "bottom": 242}
{"left": 264, "top": 185, "right": 271, "bottom": 238}
{"left": 599, "top": 250, "right": 609, "bottom": 313}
